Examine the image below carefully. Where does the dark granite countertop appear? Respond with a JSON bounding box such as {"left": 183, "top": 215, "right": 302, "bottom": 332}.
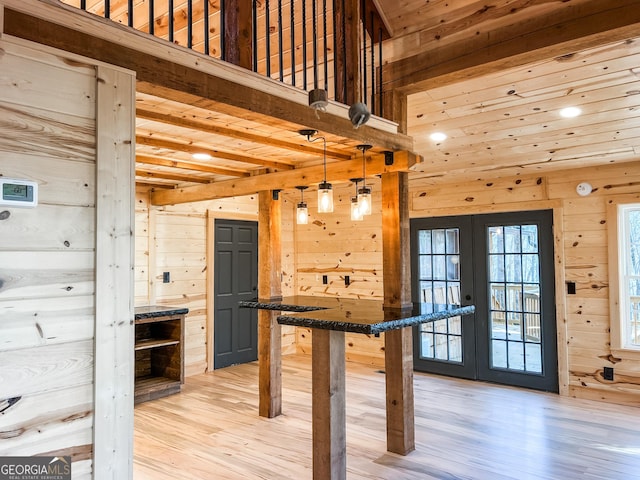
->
{"left": 134, "top": 305, "right": 189, "bottom": 319}
{"left": 239, "top": 296, "right": 475, "bottom": 335}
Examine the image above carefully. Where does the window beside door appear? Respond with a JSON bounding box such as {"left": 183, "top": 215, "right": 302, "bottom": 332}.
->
{"left": 609, "top": 201, "right": 640, "bottom": 358}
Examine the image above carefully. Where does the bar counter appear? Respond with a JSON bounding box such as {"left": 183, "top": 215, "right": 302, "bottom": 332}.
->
{"left": 240, "top": 296, "right": 475, "bottom": 480}
{"left": 240, "top": 295, "right": 475, "bottom": 334}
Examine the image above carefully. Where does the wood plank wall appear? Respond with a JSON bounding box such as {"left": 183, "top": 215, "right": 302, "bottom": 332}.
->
{"left": 288, "top": 164, "right": 640, "bottom": 406}
{"left": 134, "top": 187, "right": 297, "bottom": 375}
{"left": 290, "top": 181, "right": 388, "bottom": 366}
{"left": 0, "top": 40, "right": 97, "bottom": 475}
{"left": 137, "top": 163, "right": 640, "bottom": 406}
{"left": 1, "top": 38, "right": 135, "bottom": 478}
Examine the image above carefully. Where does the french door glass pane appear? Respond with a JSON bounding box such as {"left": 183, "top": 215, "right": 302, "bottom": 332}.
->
{"left": 488, "top": 223, "right": 543, "bottom": 374}
{"left": 418, "top": 228, "right": 463, "bottom": 364}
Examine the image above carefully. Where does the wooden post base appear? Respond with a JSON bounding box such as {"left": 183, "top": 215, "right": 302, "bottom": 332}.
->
{"left": 384, "top": 327, "right": 415, "bottom": 455}
{"left": 312, "top": 329, "right": 346, "bottom": 480}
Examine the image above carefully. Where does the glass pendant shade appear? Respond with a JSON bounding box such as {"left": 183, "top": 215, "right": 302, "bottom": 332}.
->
{"left": 351, "top": 196, "right": 363, "bottom": 221}
{"left": 296, "top": 202, "right": 308, "bottom": 224}
{"left": 357, "top": 186, "right": 372, "bottom": 215}
{"left": 317, "top": 181, "right": 334, "bottom": 213}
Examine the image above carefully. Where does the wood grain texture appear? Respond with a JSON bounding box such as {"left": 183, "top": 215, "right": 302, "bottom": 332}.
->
{"left": 150, "top": 151, "right": 420, "bottom": 206}
{"left": 133, "top": 354, "right": 640, "bottom": 480}
{"left": 312, "top": 330, "right": 346, "bottom": 480}
{"left": 93, "top": 64, "right": 135, "bottom": 479}
{"left": 383, "top": 327, "right": 415, "bottom": 455}
{"left": 258, "top": 190, "right": 283, "bottom": 418}
{"left": 381, "top": 171, "right": 411, "bottom": 308}
{"left": 383, "top": 0, "right": 640, "bottom": 92}
{"left": 0, "top": 39, "right": 98, "bottom": 473}
{"left": 0, "top": 384, "right": 93, "bottom": 456}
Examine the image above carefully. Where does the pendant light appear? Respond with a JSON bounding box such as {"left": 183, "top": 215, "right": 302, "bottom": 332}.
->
{"left": 356, "top": 144, "right": 373, "bottom": 215}
{"left": 350, "top": 178, "right": 364, "bottom": 221}
{"left": 299, "top": 129, "right": 333, "bottom": 213}
{"left": 295, "top": 186, "right": 309, "bottom": 224}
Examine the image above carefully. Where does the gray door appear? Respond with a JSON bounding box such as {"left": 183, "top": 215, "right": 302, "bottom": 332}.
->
{"left": 411, "top": 211, "right": 558, "bottom": 392}
{"left": 214, "top": 219, "right": 258, "bottom": 369}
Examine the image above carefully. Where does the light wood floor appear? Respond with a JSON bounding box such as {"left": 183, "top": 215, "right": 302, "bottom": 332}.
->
{"left": 134, "top": 355, "right": 640, "bottom": 479}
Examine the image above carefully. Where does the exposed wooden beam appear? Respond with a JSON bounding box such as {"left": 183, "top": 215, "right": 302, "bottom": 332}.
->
{"left": 135, "top": 168, "right": 213, "bottom": 184}
{"left": 3, "top": 2, "right": 414, "bottom": 152}
{"left": 383, "top": 0, "right": 640, "bottom": 94}
{"left": 136, "top": 107, "right": 351, "bottom": 160}
{"left": 135, "top": 136, "right": 293, "bottom": 171}
{"left": 150, "top": 150, "right": 422, "bottom": 205}
{"left": 135, "top": 180, "right": 174, "bottom": 188}
{"left": 136, "top": 154, "right": 250, "bottom": 177}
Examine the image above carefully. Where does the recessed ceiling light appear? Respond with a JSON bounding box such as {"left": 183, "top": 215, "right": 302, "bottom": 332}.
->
{"left": 559, "top": 107, "right": 582, "bottom": 118}
{"left": 430, "top": 132, "right": 447, "bottom": 142}
{"left": 192, "top": 152, "right": 212, "bottom": 160}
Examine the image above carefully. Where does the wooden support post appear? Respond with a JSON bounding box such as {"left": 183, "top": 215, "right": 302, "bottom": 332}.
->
{"left": 333, "top": 0, "right": 360, "bottom": 105}
{"left": 258, "top": 190, "right": 282, "bottom": 418}
{"left": 381, "top": 171, "right": 415, "bottom": 455}
{"left": 384, "top": 327, "right": 415, "bottom": 455}
{"left": 382, "top": 171, "right": 412, "bottom": 309}
{"left": 224, "top": 0, "right": 253, "bottom": 69}
{"left": 312, "top": 329, "right": 346, "bottom": 480}
{"left": 94, "top": 65, "right": 136, "bottom": 479}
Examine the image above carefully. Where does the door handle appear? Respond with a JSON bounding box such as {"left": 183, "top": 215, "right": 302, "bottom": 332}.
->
{"left": 465, "top": 295, "right": 471, "bottom": 301}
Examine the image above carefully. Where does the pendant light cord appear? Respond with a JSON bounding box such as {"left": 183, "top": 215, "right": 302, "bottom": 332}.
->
{"left": 308, "top": 135, "right": 327, "bottom": 183}
{"left": 362, "top": 148, "right": 366, "bottom": 187}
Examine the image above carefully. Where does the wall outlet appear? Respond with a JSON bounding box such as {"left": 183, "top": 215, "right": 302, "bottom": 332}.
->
{"left": 344, "top": 276, "right": 350, "bottom": 286}
{"left": 603, "top": 367, "right": 614, "bottom": 381}
{"left": 322, "top": 275, "right": 328, "bottom": 285}
{"left": 163, "top": 271, "right": 170, "bottom": 283}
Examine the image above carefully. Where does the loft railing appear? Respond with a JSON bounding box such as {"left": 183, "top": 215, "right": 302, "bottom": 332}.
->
{"left": 62, "top": 0, "right": 389, "bottom": 116}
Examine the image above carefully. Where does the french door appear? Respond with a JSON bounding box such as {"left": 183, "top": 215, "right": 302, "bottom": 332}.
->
{"left": 410, "top": 211, "right": 558, "bottom": 392}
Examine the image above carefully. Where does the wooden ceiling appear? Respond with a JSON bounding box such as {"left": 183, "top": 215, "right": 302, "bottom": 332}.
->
{"left": 407, "top": 37, "right": 640, "bottom": 183}
{"left": 50, "top": 0, "right": 640, "bottom": 193}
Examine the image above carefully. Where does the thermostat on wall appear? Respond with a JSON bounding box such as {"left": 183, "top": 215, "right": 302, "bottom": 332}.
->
{"left": 0, "top": 178, "right": 38, "bottom": 208}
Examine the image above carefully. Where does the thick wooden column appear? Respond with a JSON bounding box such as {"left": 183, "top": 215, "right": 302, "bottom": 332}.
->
{"left": 312, "top": 329, "right": 346, "bottom": 480}
{"left": 223, "top": 0, "right": 253, "bottom": 69}
{"left": 333, "top": 0, "right": 360, "bottom": 105}
{"left": 381, "top": 171, "right": 415, "bottom": 455}
{"left": 258, "top": 190, "right": 282, "bottom": 418}
{"left": 382, "top": 171, "right": 411, "bottom": 309}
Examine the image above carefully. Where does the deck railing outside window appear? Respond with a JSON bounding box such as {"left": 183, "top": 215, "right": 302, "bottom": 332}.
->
{"left": 631, "top": 296, "right": 640, "bottom": 346}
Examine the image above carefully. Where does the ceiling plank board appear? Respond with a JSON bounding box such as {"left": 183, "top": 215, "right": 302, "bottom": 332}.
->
{"left": 150, "top": 151, "right": 422, "bottom": 205}
{"left": 136, "top": 155, "right": 251, "bottom": 177}
{"left": 136, "top": 107, "right": 352, "bottom": 160}
{"left": 135, "top": 169, "right": 214, "bottom": 183}
{"left": 135, "top": 136, "right": 293, "bottom": 170}
{"left": 135, "top": 180, "right": 175, "bottom": 188}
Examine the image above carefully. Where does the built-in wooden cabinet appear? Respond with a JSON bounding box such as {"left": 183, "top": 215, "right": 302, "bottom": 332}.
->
{"left": 134, "top": 306, "right": 188, "bottom": 404}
